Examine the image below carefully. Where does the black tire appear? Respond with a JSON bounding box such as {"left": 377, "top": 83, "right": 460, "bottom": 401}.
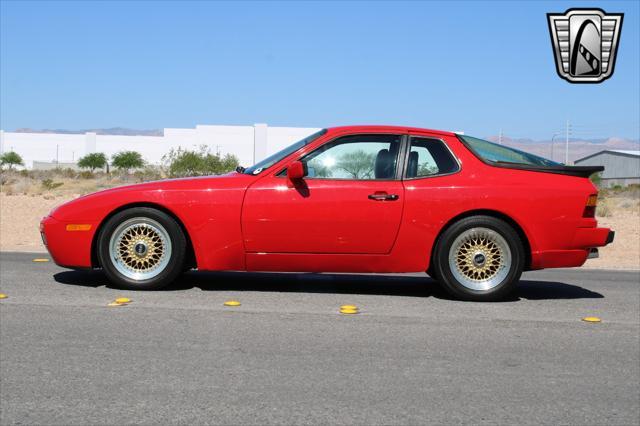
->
{"left": 432, "top": 215, "right": 524, "bottom": 301}
{"left": 97, "top": 207, "right": 186, "bottom": 290}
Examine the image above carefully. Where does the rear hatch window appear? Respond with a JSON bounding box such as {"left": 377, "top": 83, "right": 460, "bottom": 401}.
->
{"left": 458, "top": 135, "right": 559, "bottom": 166}
{"left": 458, "top": 135, "right": 602, "bottom": 178}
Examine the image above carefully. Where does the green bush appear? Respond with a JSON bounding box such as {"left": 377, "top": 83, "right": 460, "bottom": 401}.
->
{"left": 78, "top": 152, "right": 107, "bottom": 172}
{"left": 590, "top": 172, "right": 602, "bottom": 187}
{"left": 41, "top": 179, "right": 64, "bottom": 190}
{"left": 163, "top": 146, "right": 239, "bottom": 178}
{"left": 112, "top": 151, "right": 144, "bottom": 174}
{"left": 0, "top": 151, "right": 24, "bottom": 170}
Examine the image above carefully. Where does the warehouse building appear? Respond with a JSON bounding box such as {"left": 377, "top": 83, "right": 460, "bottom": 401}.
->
{"left": 574, "top": 150, "right": 640, "bottom": 187}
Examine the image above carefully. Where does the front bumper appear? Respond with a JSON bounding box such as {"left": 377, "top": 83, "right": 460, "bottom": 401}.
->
{"left": 40, "top": 215, "right": 96, "bottom": 268}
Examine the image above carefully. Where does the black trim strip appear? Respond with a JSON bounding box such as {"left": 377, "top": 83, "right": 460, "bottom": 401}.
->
{"left": 606, "top": 230, "right": 615, "bottom": 245}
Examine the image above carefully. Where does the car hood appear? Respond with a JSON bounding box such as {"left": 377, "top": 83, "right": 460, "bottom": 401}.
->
{"left": 48, "top": 172, "right": 257, "bottom": 221}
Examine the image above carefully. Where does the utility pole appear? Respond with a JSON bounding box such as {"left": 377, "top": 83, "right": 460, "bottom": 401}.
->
{"left": 564, "top": 120, "right": 571, "bottom": 164}
{"left": 56, "top": 144, "right": 59, "bottom": 164}
{"left": 550, "top": 132, "right": 561, "bottom": 162}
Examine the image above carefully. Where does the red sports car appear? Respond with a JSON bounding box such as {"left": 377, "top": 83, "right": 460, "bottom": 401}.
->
{"left": 40, "top": 125, "right": 614, "bottom": 301}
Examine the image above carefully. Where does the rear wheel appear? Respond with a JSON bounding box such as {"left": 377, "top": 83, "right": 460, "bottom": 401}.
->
{"left": 432, "top": 216, "right": 524, "bottom": 301}
{"left": 97, "top": 207, "right": 186, "bottom": 290}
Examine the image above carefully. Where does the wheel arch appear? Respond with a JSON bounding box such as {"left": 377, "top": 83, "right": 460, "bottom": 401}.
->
{"left": 91, "top": 202, "right": 197, "bottom": 269}
{"left": 430, "top": 209, "right": 533, "bottom": 272}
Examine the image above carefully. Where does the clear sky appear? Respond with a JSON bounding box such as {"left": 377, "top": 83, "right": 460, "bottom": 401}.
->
{"left": 1, "top": 0, "right": 638, "bottom": 140}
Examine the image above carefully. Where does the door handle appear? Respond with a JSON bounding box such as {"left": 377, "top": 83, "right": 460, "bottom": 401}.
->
{"left": 368, "top": 193, "right": 399, "bottom": 201}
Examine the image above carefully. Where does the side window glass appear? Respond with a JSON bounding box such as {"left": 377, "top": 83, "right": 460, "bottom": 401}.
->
{"left": 303, "top": 134, "right": 401, "bottom": 180}
{"left": 406, "top": 138, "right": 459, "bottom": 178}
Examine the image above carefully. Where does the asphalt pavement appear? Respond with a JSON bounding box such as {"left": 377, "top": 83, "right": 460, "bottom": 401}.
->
{"left": 0, "top": 251, "right": 639, "bottom": 425}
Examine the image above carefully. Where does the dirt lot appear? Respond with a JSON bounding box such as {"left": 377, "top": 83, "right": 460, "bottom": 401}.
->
{"left": 1, "top": 181, "right": 638, "bottom": 270}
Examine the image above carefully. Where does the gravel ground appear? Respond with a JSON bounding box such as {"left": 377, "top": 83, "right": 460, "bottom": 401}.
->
{"left": 1, "top": 193, "right": 638, "bottom": 269}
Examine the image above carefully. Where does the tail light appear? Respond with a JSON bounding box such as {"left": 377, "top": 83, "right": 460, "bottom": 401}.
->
{"left": 583, "top": 194, "right": 598, "bottom": 218}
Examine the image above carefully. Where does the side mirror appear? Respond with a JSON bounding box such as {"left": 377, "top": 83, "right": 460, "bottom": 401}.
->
{"left": 287, "top": 160, "right": 306, "bottom": 180}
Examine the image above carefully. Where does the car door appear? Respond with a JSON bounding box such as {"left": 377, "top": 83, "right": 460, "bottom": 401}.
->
{"left": 242, "top": 133, "right": 405, "bottom": 254}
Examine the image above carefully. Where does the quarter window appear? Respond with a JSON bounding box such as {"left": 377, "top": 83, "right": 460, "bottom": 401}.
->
{"left": 302, "top": 134, "right": 401, "bottom": 180}
{"left": 406, "top": 138, "right": 459, "bottom": 178}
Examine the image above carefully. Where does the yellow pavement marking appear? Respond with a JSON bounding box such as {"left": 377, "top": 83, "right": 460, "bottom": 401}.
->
{"left": 0, "top": 293, "right": 7, "bottom": 299}
{"left": 340, "top": 305, "right": 359, "bottom": 315}
{"left": 107, "top": 297, "right": 132, "bottom": 307}
{"left": 582, "top": 316, "right": 602, "bottom": 323}
{"left": 223, "top": 300, "right": 241, "bottom": 307}
{"left": 32, "top": 258, "right": 49, "bottom": 262}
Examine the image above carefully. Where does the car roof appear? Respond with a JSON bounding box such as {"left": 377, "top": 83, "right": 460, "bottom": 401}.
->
{"left": 325, "top": 125, "right": 456, "bottom": 137}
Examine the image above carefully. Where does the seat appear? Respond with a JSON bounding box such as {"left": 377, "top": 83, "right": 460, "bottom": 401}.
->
{"left": 374, "top": 149, "right": 395, "bottom": 179}
{"left": 407, "top": 151, "right": 419, "bottom": 178}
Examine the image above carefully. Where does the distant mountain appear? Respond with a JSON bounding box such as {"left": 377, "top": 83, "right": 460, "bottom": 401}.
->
{"left": 14, "top": 127, "right": 163, "bottom": 136}
{"left": 484, "top": 135, "right": 640, "bottom": 163}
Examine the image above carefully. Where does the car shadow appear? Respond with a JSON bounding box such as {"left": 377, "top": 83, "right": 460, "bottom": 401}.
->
{"left": 53, "top": 270, "right": 604, "bottom": 301}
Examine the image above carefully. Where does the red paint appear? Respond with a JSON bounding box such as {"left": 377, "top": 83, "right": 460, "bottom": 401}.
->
{"left": 40, "top": 125, "right": 612, "bottom": 273}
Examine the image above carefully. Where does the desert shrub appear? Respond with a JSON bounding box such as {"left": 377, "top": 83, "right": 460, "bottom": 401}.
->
{"left": 0, "top": 151, "right": 24, "bottom": 170}
{"left": 78, "top": 152, "right": 107, "bottom": 172}
{"left": 590, "top": 172, "right": 602, "bottom": 187}
{"left": 41, "top": 178, "right": 64, "bottom": 190}
{"left": 596, "top": 199, "right": 612, "bottom": 217}
{"left": 112, "top": 151, "right": 144, "bottom": 174}
{"left": 79, "top": 171, "right": 95, "bottom": 179}
{"left": 162, "top": 146, "right": 239, "bottom": 177}
{"left": 133, "top": 165, "right": 164, "bottom": 183}
{"left": 0, "top": 172, "right": 12, "bottom": 186}
{"left": 10, "top": 176, "right": 34, "bottom": 194}
{"left": 58, "top": 168, "right": 77, "bottom": 178}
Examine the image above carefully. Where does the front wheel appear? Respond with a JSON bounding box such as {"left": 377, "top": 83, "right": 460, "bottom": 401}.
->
{"left": 432, "top": 216, "right": 525, "bottom": 301}
{"left": 97, "top": 207, "right": 186, "bottom": 290}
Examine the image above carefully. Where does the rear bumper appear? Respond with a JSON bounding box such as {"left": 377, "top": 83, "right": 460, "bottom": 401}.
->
{"left": 531, "top": 227, "right": 614, "bottom": 269}
{"left": 573, "top": 227, "right": 614, "bottom": 249}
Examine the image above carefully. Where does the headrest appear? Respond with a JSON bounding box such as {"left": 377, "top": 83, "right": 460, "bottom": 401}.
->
{"left": 374, "top": 149, "right": 394, "bottom": 179}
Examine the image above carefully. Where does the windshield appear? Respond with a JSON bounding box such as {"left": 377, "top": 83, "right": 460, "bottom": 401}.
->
{"left": 243, "top": 129, "right": 327, "bottom": 175}
{"left": 458, "top": 135, "right": 560, "bottom": 167}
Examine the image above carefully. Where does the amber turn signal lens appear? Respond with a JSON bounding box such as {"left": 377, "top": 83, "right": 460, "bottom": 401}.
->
{"left": 65, "top": 224, "right": 92, "bottom": 231}
{"left": 583, "top": 194, "right": 598, "bottom": 218}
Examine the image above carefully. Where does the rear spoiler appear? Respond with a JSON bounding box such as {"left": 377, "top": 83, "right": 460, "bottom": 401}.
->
{"left": 493, "top": 162, "right": 604, "bottom": 178}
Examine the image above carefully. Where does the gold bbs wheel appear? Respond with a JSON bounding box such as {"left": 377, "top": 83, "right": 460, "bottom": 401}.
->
{"left": 448, "top": 227, "right": 512, "bottom": 291}
{"left": 109, "top": 217, "right": 172, "bottom": 281}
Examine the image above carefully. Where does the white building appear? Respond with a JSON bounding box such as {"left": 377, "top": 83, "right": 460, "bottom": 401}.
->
{"left": 0, "top": 123, "right": 321, "bottom": 169}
